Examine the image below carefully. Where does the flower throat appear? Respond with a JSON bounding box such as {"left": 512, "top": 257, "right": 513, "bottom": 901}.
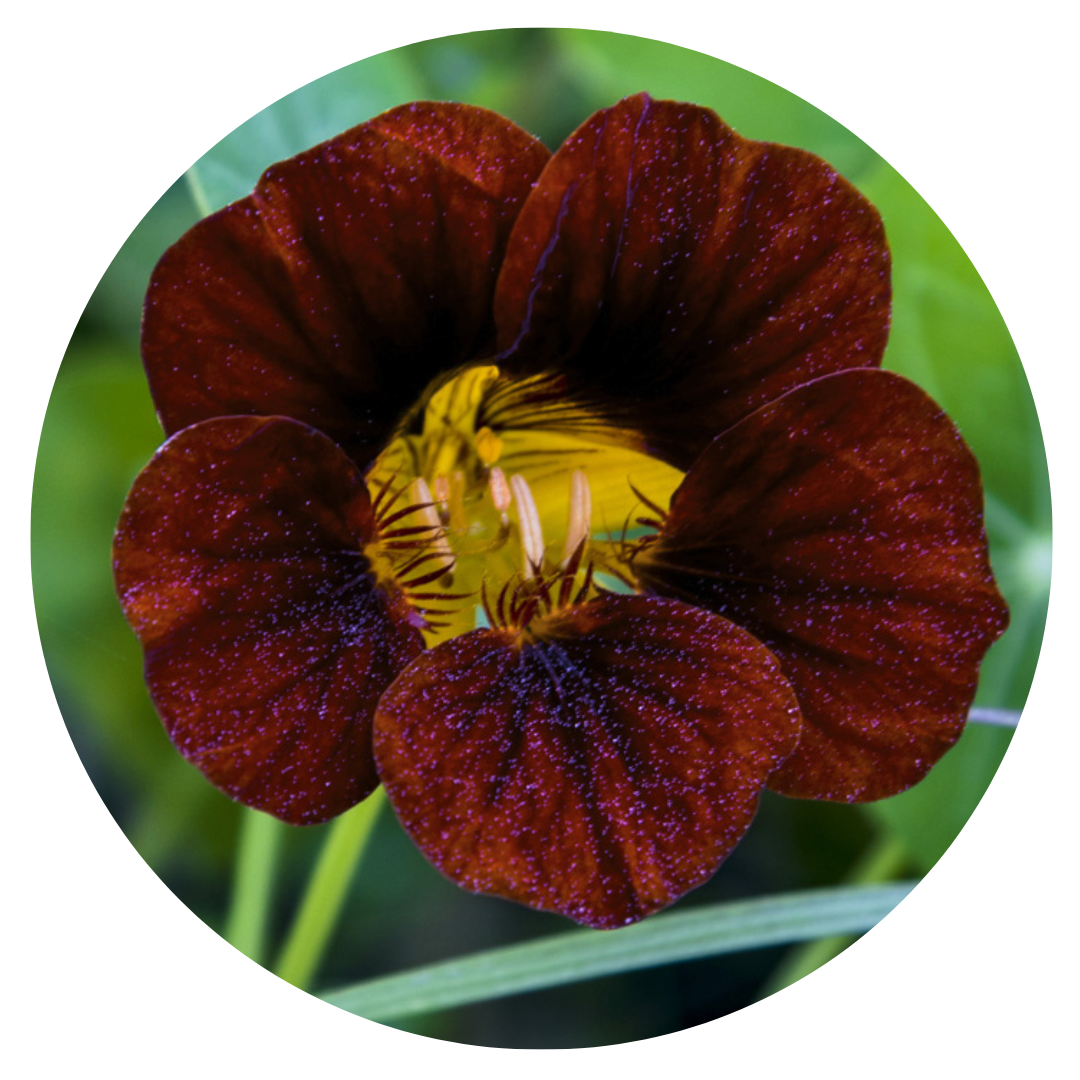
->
{"left": 365, "top": 364, "right": 684, "bottom": 639}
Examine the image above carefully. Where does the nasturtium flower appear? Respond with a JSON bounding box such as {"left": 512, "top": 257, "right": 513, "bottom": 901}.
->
{"left": 114, "top": 95, "right": 1008, "bottom": 928}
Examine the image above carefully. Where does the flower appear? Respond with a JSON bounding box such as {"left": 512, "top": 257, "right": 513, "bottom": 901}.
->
{"left": 114, "top": 95, "right": 1008, "bottom": 928}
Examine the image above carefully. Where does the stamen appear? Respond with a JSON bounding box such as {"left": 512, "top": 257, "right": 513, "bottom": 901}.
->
{"left": 409, "top": 477, "right": 456, "bottom": 576}
{"left": 433, "top": 473, "right": 451, "bottom": 507}
{"left": 562, "top": 469, "right": 592, "bottom": 567}
{"left": 510, "top": 473, "right": 545, "bottom": 578}
{"left": 489, "top": 466, "right": 512, "bottom": 522}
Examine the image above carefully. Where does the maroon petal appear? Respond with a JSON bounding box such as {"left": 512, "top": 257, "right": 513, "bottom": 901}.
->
{"left": 634, "top": 369, "right": 1009, "bottom": 802}
{"left": 114, "top": 416, "right": 424, "bottom": 824}
{"left": 494, "top": 94, "right": 890, "bottom": 469}
{"left": 374, "top": 594, "right": 801, "bottom": 928}
{"left": 144, "top": 103, "right": 551, "bottom": 470}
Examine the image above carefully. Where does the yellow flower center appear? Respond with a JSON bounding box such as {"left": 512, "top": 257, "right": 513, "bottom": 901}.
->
{"left": 366, "top": 364, "right": 684, "bottom": 639}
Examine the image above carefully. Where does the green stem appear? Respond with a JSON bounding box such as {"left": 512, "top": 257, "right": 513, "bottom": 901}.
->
{"left": 274, "top": 789, "right": 385, "bottom": 990}
{"left": 223, "top": 808, "right": 285, "bottom": 965}
{"left": 757, "top": 835, "right": 908, "bottom": 998}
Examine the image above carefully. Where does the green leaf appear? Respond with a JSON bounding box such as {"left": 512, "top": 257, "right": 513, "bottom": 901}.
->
{"left": 186, "top": 53, "right": 426, "bottom": 215}
{"left": 32, "top": 345, "right": 236, "bottom": 878}
{"left": 863, "top": 722, "right": 1014, "bottom": 873}
{"left": 860, "top": 159, "right": 1048, "bottom": 533}
{"left": 758, "top": 836, "right": 908, "bottom": 997}
{"left": 321, "top": 882, "right": 914, "bottom": 1021}
{"left": 82, "top": 181, "right": 200, "bottom": 345}
{"left": 552, "top": 29, "right": 880, "bottom": 182}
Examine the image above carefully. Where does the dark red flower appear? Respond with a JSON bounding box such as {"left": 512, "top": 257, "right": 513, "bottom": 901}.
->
{"left": 114, "top": 95, "right": 1007, "bottom": 928}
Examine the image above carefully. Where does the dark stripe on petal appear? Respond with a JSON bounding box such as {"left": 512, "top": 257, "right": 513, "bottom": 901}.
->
{"left": 114, "top": 416, "right": 423, "bottom": 824}
{"left": 635, "top": 369, "right": 1009, "bottom": 802}
{"left": 494, "top": 94, "right": 890, "bottom": 469}
{"left": 144, "top": 103, "right": 550, "bottom": 471}
{"left": 374, "top": 594, "right": 800, "bottom": 928}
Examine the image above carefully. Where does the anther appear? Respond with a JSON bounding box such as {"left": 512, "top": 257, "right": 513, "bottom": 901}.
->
{"left": 409, "top": 477, "right": 456, "bottom": 575}
{"left": 475, "top": 425, "right": 503, "bottom": 467}
{"left": 562, "top": 469, "right": 592, "bottom": 567}
{"left": 510, "top": 473, "right": 545, "bottom": 578}
{"left": 488, "top": 466, "right": 512, "bottom": 523}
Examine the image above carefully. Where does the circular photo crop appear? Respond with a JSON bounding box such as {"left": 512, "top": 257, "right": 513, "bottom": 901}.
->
{"left": 31, "top": 28, "right": 1049, "bottom": 1049}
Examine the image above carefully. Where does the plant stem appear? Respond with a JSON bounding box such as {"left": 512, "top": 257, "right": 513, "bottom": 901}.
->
{"left": 274, "top": 789, "right": 385, "bottom": 990}
{"left": 223, "top": 808, "right": 285, "bottom": 965}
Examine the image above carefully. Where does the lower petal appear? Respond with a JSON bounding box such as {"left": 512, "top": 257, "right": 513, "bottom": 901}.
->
{"left": 113, "top": 416, "right": 424, "bottom": 824}
{"left": 374, "top": 594, "right": 800, "bottom": 928}
{"left": 635, "top": 370, "right": 1009, "bottom": 801}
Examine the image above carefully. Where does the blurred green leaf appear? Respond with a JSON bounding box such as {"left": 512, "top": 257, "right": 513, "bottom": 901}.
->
{"left": 32, "top": 346, "right": 236, "bottom": 880}
{"left": 863, "top": 160, "right": 1049, "bottom": 529}
{"left": 759, "top": 836, "right": 908, "bottom": 997}
{"left": 32, "top": 343, "right": 161, "bottom": 613}
{"left": 553, "top": 29, "right": 880, "bottom": 181}
{"left": 322, "top": 882, "right": 914, "bottom": 1020}
{"left": 400, "top": 30, "right": 587, "bottom": 146}
{"left": 80, "top": 182, "right": 200, "bottom": 345}
{"left": 863, "top": 722, "right": 1014, "bottom": 873}
{"left": 187, "top": 53, "right": 426, "bottom": 214}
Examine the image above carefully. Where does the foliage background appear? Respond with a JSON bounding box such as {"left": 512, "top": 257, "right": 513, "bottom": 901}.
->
{"left": 31, "top": 28, "right": 1049, "bottom": 1049}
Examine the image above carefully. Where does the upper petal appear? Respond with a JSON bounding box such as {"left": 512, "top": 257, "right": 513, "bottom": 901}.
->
{"left": 494, "top": 94, "right": 890, "bottom": 469}
{"left": 144, "top": 103, "right": 551, "bottom": 471}
{"left": 634, "top": 369, "right": 1009, "bottom": 801}
{"left": 374, "top": 594, "right": 801, "bottom": 928}
{"left": 114, "top": 416, "right": 424, "bottom": 824}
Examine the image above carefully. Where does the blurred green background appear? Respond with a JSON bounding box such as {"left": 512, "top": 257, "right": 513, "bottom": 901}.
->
{"left": 31, "top": 28, "right": 1049, "bottom": 1049}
